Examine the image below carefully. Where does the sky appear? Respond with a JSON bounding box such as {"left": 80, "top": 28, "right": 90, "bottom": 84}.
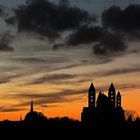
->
{"left": 0, "top": 0, "right": 140, "bottom": 121}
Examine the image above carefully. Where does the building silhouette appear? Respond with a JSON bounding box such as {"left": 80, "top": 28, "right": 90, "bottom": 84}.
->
{"left": 81, "top": 82, "right": 125, "bottom": 128}
{"left": 24, "top": 100, "right": 47, "bottom": 128}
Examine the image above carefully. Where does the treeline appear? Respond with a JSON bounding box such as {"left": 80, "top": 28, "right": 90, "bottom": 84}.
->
{"left": 0, "top": 115, "right": 139, "bottom": 139}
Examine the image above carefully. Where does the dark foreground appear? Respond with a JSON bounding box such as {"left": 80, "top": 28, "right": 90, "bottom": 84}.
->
{"left": 0, "top": 119, "right": 139, "bottom": 139}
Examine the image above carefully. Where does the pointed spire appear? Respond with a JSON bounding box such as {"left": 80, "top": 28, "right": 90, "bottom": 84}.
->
{"left": 117, "top": 91, "right": 121, "bottom": 96}
{"left": 30, "top": 100, "right": 34, "bottom": 113}
{"left": 89, "top": 82, "right": 95, "bottom": 90}
{"left": 109, "top": 82, "right": 115, "bottom": 90}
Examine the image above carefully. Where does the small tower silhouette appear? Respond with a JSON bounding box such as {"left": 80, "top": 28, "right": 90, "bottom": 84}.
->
{"left": 117, "top": 91, "right": 121, "bottom": 107}
{"left": 88, "top": 83, "right": 96, "bottom": 109}
{"left": 30, "top": 100, "right": 34, "bottom": 113}
{"left": 108, "top": 83, "right": 116, "bottom": 107}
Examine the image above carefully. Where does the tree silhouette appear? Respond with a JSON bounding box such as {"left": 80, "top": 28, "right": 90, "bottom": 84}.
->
{"left": 125, "top": 109, "right": 137, "bottom": 121}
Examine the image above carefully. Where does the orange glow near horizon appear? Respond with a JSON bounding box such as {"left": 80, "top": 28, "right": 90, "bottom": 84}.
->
{"left": 0, "top": 65, "right": 140, "bottom": 121}
{"left": 0, "top": 86, "right": 140, "bottom": 121}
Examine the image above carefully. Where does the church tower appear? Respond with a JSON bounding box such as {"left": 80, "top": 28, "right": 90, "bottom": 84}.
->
{"left": 108, "top": 83, "right": 116, "bottom": 107}
{"left": 117, "top": 91, "right": 121, "bottom": 107}
{"left": 88, "top": 83, "right": 96, "bottom": 109}
{"left": 30, "top": 100, "right": 34, "bottom": 113}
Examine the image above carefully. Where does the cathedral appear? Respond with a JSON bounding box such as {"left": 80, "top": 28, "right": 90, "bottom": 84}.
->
{"left": 81, "top": 83, "right": 125, "bottom": 128}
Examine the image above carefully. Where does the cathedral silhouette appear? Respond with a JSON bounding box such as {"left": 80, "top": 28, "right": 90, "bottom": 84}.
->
{"left": 81, "top": 83, "right": 125, "bottom": 128}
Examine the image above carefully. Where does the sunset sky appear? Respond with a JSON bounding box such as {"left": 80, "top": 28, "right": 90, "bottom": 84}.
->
{"left": 0, "top": 0, "right": 140, "bottom": 121}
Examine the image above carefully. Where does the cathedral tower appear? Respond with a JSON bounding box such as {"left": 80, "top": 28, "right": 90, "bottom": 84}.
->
{"left": 117, "top": 91, "right": 121, "bottom": 107}
{"left": 88, "top": 83, "right": 96, "bottom": 109}
{"left": 108, "top": 83, "right": 116, "bottom": 107}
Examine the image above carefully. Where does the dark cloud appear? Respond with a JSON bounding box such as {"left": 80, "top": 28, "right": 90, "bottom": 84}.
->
{"left": 93, "top": 31, "right": 126, "bottom": 55}
{"left": 0, "top": 31, "right": 14, "bottom": 51}
{"left": 0, "top": 7, "right": 3, "bottom": 16}
{"left": 67, "top": 26, "right": 103, "bottom": 45}
{"left": 66, "top": 4, "right": 140, "bottom": 55}
{"left": 65, "top": 4, "right": 140, "bottom": 55}
{"left": 102, "top": 5, "right": 140, "bottom": 37}
{"left": 66, "top": 24, "right": 126, "bottom": 55}
{"left": 5, "top": 16, "right": 17, "bottom": 25}
{"left": 6, "top": 0, "right": 95, "bottom": 39}
{"left": 102, "top": 6, "right": 122, "bottom": 30}
{"left": 0, "top": 5, "right": 7, "bottom": 17}
{"left": 52, "top": 43, "right": 65, "bottom": 50}
{"left": 28, "top": 74, "right": 76, "bottom": 85}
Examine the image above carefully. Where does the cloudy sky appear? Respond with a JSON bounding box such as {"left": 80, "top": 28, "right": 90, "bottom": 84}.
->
{"left": 0, "top": 0, "right": 140, "bottom": 120}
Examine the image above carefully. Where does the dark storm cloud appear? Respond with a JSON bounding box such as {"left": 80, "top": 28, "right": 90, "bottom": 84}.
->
{"left": 28, "top": 74, "right": 76, "bottom": 85}
{"left": 6, "top": 0, "right": 95, "bottom": 39}
{"left": 66, "top": 4, "right": 140, "bottom": 55}
{"left": 67, "top": 25, "right": 126, "bottom": 55}
{"left": 67, "top": 26, "right": 104, "bottom": 45}
{"left": 0, "top": 5, "right": 8, "bottom": 17}
{"left": 102, "top": 4, "right": 140, "bottom": 37}
{"left": 93, "top": 32, "right": 126, "bottom": 55}
{"left": 0, "top": 31, "right": 14, "bottom": 51}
